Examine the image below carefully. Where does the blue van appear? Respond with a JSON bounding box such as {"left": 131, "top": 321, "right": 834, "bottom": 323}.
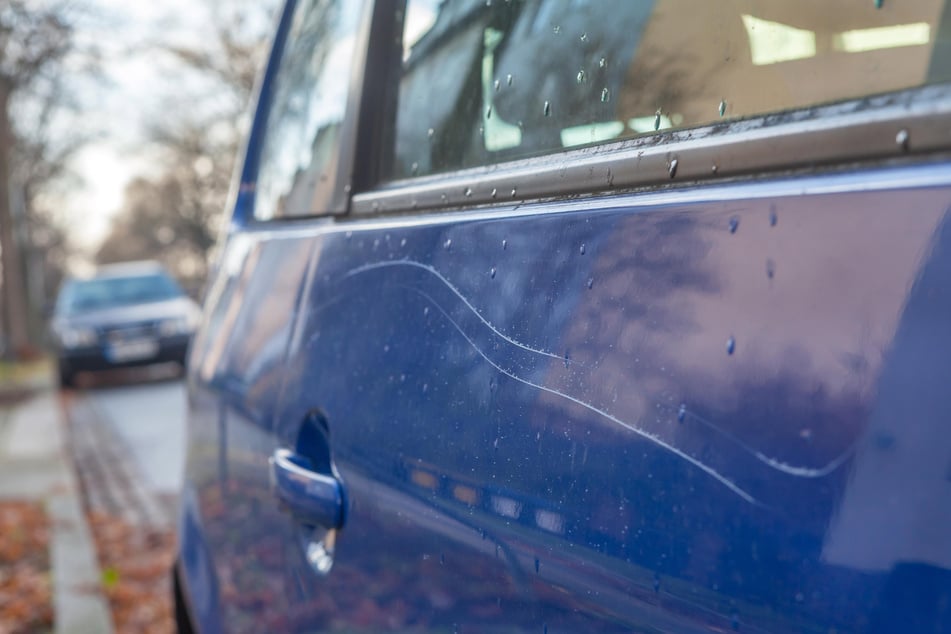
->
{"left": 174, "top": 1, "right": 951, "bottom": 631}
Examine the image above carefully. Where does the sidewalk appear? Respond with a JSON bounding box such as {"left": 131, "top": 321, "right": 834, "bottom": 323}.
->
{"left": 0, "top": 374, "right": 113, "bottom": 633}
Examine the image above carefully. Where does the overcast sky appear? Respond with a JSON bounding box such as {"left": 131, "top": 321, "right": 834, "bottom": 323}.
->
{"left": 59, "top": 0, "right": 275, "bottom": 252}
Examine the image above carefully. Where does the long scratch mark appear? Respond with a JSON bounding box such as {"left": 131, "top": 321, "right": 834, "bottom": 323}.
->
{"left": 340, "top": 261, "right": 848, "bottom": 493}
{"left": 408, "top": 286, "right": 760, "bottom": 505}
{"left": 676, "top": 407, "right": 857, "bottom": 478}
{"left": 345, "top": 260, "right": 566, "bottom": 363}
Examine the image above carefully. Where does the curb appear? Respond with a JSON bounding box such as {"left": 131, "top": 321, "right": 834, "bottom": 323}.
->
{"left": 0, "top": 389, "right": 114, "bottom": 633}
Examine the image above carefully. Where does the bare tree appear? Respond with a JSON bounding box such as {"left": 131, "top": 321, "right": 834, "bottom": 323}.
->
{"left": 97, "top": 0, "right": 276, "bottom": 293}
{"left": 0, "top": 1, "right": 81, "bottom": 357}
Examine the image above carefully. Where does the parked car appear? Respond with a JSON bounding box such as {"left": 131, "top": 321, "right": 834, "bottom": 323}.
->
{"left": 175, "top": 1, "right": 951, "bottom": 632}
{"left": 51, "top": 261, "right": 200, "bottom": 387}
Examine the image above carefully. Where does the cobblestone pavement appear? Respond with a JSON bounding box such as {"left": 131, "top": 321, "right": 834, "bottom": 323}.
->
{"left": 64, "top": 390, "right": 175, "bottom": 528}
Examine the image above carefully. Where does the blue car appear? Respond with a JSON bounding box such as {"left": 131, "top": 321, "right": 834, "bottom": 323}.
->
{"left": 174, "top": 1, "right": 951, "bottom": 631}
{"left": 51, "top": 261, "right": 199, "bottom": 387}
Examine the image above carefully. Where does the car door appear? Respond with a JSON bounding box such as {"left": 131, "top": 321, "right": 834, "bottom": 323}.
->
{"left": 177, "top": 1, "right": 371, "bottom": 632}
{"left": 185, "top": 0, "right": 951, "bottom": 632}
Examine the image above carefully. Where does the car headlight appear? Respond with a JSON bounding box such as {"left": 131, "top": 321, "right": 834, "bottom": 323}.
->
{"left": 158, "top": 315, "right": 197, "bottom": 337}
{"left": 59, "top": 327, "right": 98, "bottom": 348}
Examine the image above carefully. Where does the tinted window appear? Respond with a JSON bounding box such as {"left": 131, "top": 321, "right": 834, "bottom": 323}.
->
{"left": 253, "top": 0, "right": 363, "bottom": 220}
{"left": 57, "top": 274, "right": 184, "bottom": 315}
{"left": 393, "top": 0, "right": 951, "bottom": 179}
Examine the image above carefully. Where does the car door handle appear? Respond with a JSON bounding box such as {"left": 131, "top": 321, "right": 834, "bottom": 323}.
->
{"left": 269, "top": 448, "right": 345, "bottom": 529}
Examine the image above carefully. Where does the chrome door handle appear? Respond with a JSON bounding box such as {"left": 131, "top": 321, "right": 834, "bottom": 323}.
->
{"left": 269, "top": 448, "right": 345, "bottom": 529}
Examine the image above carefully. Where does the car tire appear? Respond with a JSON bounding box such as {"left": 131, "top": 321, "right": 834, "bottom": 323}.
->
{"left": 173, "top": 564, "right": 195, "bottom": 634}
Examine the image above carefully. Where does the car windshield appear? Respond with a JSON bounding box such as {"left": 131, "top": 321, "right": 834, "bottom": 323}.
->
{"left": 57, "top": 273, "right": 184, "bottom": 315}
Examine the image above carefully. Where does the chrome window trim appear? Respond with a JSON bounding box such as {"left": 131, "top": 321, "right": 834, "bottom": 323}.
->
{"left": 351, "top": 84, "right": 951, "bottom": 216}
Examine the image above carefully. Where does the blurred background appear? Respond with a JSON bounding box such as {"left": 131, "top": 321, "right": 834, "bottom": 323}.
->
{"left": 0, "top": 0, "right": 279, "bottom": 360}
{"left": 0, "top": 2, "right": 278, "bottom": 631}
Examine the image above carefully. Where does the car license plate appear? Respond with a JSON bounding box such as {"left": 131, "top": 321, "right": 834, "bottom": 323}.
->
{"left": 106, "top": 338, "right": 159, "bottom": 362}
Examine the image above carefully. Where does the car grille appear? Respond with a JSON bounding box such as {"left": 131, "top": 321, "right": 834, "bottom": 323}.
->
{"left": 98, "top": 321, "right": 159, "bottom": 343}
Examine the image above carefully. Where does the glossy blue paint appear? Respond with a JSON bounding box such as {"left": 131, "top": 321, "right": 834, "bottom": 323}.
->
{"left": 179, "top": 158, "right": 951, "bottom": 631}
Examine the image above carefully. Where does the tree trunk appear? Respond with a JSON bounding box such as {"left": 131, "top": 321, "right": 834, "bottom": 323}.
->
{"left": 0, "top": 84, "right": 31, "bottom": 358}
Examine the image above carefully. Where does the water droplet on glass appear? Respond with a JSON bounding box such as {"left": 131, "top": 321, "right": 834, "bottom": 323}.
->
{"left": 345, "top": 231, "right": 353, "bottom": 241}
{"left": 576, "top": 69, "right": 585, "bottom": 84}
{"left": 875, "top": 0, "right": 883, "bottom": 8}
{"left": 534, "top": 556, "right": 540, "bottom": 572}
{"left": 543, "top": 100, "right": 551, "bottom": 116}
{"left": 490, "top": 266, "right": 496, "bottom": 279}
{"left": 599, "top": 57, "right": 606, "bottom": 68}
{"left": 400, "top": 238, "right": 407, "bottom": 247}
{"left": 711, "top": 164, "right": 719, "bottom": 174}
{"left": 427, "top": 128, "right": 435, "bottom": 139}
{"left": 464, "top": 187, "right": 472, "bottom": 198}
{"left": 653, "top": 573, "right": 661, "bottom": 593}
{"left": 511, "top": 187, "right": 517, "bottom": 198}
{"left": 769, "top": 207, "right": 778, "bottom": 226}
{"left": 896, "top": 128, "right": 909, "bottom": 151}
{"left": 506, "top": 73, "right": 513, "bottom": 86}
{"left": 729, "top": 216, "right": 739, "bottom": 233}
{"left": 563, "top": 352, "right": 570, "bottom": 369}
{"left": 654, "top": 110, "right": 662, "bottom": 131}
{"left": 726, "top": 336, "right": 736, "bottom": 355}
{"left": 411, "top": 162, "right": 419, "bottom": 175}
{"left": 552, "top": 25, "right": 560, "bottom": 34}
{"left": 444, "top": 238, "right": 452, "bottom": 250}
{"left": 668, "top": 158, "right": 678, "bottom": 179}
{"left": 502, "top": 239, "right": 508, "bottom": 250}
{"left": 580, "top": 32, "right": 588, "bottom": 42}
{"left": 719, "top": 99, "right": 727, "bottom": 117}
{"left": 601, "top": 87, "right": 610, "bottom": 103}
{"left": 586, "top": 277, "right": 594, "bottom": 289}
{"left": 766, "top": 258, "right": 776, "bottom": 279}
{"left": 579, "top": 243, "right": 586, "bottom": 255}
{"left": 677, "top": 404, "right": 686, "bottom": 423}
{"left": 491, "top": 188, "right": 498, "bottom": 198}
{"left": 494, "top": 78, "right": 501, "bottom": 92}
{"left": 486, "top": 105, "right": 492, "bottom": 119}
{"left": 423, "top": 306, "right": 430, "bottom": 316}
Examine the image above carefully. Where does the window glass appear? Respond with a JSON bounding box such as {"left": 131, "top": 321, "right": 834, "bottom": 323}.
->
{"left": 254, "top": 0, "right": 363, "bottom": 220}
{"left": 393, "top": 0, "right": 951, "bottom": 179}
{"left": 58, "top": 274, "right": 184, "bottom": 315}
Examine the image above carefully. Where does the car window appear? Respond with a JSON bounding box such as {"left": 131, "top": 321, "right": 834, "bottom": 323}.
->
{"left": 57, "top": 274, "right": 184, "bottom": 315}
{"left": 392, "top": 0, "right": 951, "bottom": 179}
{"left": 253, "top": 0, "right": 363, "bottom": 220}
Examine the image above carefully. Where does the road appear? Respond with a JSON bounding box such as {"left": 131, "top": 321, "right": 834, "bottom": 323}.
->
{"left": 83, "top": 377, "right": 187, "bottom": 496}
{"left": 63, "top": 366, "right": 187, "bottom": 526}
